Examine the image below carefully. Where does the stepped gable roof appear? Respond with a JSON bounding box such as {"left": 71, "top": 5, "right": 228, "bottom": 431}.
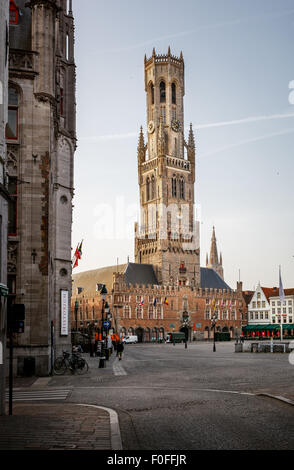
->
{"left": 261, "top": 286, "right": 294, "bottom": 300}
{"left": 72, "top": 264, "right": 127, "bottom": 295}
{"left": 200, "top": 267, "right": 231, "bottom": 290}
{"left": 124, "top": 263, "right": 158, "bottom": 287}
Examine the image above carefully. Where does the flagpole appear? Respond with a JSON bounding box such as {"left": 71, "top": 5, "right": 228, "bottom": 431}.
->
{"left": 279, "top": 265, "right": 283, "bottom": 342}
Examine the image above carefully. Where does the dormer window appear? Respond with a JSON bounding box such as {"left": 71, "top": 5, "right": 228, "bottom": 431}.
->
{"left": 9, "top": 1, "right": 19, "bottom": 25}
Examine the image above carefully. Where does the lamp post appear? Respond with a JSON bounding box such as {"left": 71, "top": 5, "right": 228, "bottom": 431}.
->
{"left": 100, "top": 285, "right": 107, "bottom": 338}
{"left": 74, "top": 299, "right": 79, "bottom": 331}
{"left": 211, "top": 313, "right": 217, "bottom": 352}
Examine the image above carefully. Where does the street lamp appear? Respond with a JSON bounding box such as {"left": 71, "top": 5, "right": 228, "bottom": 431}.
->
{"left": 74, "top": 299, "right": 79, "bottom": 331}
{"left": 211, "top": 313, "right": 217, "bottom": 352}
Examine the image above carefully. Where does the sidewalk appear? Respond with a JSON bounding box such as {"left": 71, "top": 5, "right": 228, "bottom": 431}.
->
{"left": 1, "top": 351, "right": 123, "bottom": 450}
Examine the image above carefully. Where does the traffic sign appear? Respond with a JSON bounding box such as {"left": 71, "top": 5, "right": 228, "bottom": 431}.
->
{"left": 103, "top": 320, "right": 110, "bottom": 328}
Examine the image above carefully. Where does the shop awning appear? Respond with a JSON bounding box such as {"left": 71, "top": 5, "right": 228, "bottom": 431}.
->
{"left": 242, "top": 324, "right": 294, "bottom": 331}
{"left": 0, "top": 284, "right": 9, "bottom": 297}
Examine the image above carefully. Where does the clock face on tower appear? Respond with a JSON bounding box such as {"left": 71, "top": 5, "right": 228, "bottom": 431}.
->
{"left": 171, "top": 119, "right": 181, "bottom": 132}
{"left": 148, "top": 120, "right": 155, "bottom": 134}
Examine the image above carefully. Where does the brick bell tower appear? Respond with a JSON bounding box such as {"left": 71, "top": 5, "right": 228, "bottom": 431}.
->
{"left": 134, "top": 48, "right": 200, "bottom": 287}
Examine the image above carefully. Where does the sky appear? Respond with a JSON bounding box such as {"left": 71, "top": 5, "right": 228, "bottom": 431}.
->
{"left": 71, "top": 0, "right": 294, "bottom": 290}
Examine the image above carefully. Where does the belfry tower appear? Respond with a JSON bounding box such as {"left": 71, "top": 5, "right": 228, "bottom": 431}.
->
{"left": 135, "top": 48, "right": 200, "bottom": 287}
{"left": 206, "top": 226, "right": 224, "bottom": 280}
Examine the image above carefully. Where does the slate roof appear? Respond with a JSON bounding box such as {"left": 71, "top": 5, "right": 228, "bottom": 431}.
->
{"left": 200, "top": 267, "right": 231, "bottom": 290}
{"left": 72, "top": 264, "right": 127, "bottom": 295}
{"left": 124, "top": 263, "right": 158, "bottom": 286}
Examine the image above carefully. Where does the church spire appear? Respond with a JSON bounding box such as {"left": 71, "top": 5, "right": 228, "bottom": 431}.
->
{"left": 209, "top": 226, "right": 219, "bottom": 266}
{"left": 137, "top": 126, "right": 146, "bottom": 164}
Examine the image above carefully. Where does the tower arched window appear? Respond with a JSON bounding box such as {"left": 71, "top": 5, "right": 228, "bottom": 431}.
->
{"left": 146, "top": 177, "right": 150, "bottom": 201}
{"left": 151, "top": 175, "right": 156, "bottom": 200}
{"left": 179, "top": 177, "right": 185, "bottom": 199}
{"left": 160, "top": 81, "right": 166, "bottom": 103}
{"left": 172, "top": 176, "right": 177, "bottom": 198}
{"left": 150, "top": 83, "right": 154, "bottom": 105}
{"left": 172, "top": 82, "right": 176, "bottom": 104}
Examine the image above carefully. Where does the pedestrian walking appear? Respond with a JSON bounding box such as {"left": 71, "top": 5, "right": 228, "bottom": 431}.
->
{"left": 116, "top": 341, "right": 124, "bottom": 360}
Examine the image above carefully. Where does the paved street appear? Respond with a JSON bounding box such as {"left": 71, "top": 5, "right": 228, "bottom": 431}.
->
{"left": 2, "top": 341, "right": 294, "bottom": 450}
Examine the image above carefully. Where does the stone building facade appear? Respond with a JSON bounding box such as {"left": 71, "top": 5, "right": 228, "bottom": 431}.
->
{"left": 0, "top": 0, "right": 9, "bottom": 415}
{"left": 6, "top": 0, "right": 76, "bottom": 375}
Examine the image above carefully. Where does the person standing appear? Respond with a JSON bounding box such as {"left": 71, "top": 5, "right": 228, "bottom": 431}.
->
{"left": 116, "top": 341, "right": 124, "bottom": 360}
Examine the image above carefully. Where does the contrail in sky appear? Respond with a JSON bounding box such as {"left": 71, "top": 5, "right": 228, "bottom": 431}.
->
{"left": 80, "top": 112, "right": 294, "bottom": 143}
{"left": 198, "top": 128, "right": 294, "bottom": 159}
{"left": 106, "top": 7, "right": 294, "bottom": 54}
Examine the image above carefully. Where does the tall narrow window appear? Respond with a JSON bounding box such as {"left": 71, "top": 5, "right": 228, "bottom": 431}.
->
{"left": 8, "top": 176, "right": 17, "bottom": 236}
{"left": 150, "top": 83, "right": 154, "bottom": 105}
{"left": 172, "top": 176, "right": 177, "bottom": 197}
{"left": 6, "top": 87, "right": 18, "bottom": 140}
{"left": 160, "top": 81, "right": 166, "bottom": 103}
{"left": 146, "top": 177, "right": 150, "bottom": 201}
{"left": 180, "top": 177, "right": 185, "bottom": 199}
{"left": 172, "top": 82, "right": 176, "bottom": 104}
{"left": 151, "top": 175, "right": 156, "bottom": 200}
{"left": 66, "top": 34, "right": 69, "bottom": 61}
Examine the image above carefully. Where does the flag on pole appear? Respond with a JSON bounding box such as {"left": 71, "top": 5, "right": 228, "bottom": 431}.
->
{"left": 153, "top": 298, "right": 157, "bottom": 307}
{"left": 164, "top": 297, "right": 169, "bottom": 305}
{"left": 139, "top": 298, "right": 144, "bottom": 306}
{"left": 72, "top": 240, "right": 83, "bottom": 269}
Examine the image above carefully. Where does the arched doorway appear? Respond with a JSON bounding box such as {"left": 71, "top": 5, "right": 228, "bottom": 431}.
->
{"left": 152, "top": 328, "right": 158, "bottom": 342}
{"left": 145, "top": 328, "right": 151, "bottom": 343}
{"left": 204, "top": 326, "right": 209, "bottom": 340}
{"left": 222, "top": 326, "right": 229, "bottom": 333}
{"left": 135, "top": 327, "right": 144, "bottom": 343}
{"left": 120, "top": 327, "right": 126, "bottom": 339}
{"left": 159, "top": 327, "right": 165, "bottom": 343}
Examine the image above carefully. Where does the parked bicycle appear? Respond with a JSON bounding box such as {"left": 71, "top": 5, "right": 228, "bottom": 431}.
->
{"left": 53, "top": 350, "right": 89, "bottom": 375}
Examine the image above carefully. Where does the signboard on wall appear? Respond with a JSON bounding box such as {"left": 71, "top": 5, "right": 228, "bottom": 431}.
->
{"left": 61, "top": 290, "right": 69, "bottom": 336}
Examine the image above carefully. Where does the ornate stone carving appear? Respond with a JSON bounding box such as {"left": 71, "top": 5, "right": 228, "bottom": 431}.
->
{"left": 7, "top": 242, "right": 18, "bottom": 274}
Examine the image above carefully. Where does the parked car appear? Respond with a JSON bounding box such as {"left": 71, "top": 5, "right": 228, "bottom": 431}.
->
{"left": 122, "top": 335, "right": 138, "bottom": 344}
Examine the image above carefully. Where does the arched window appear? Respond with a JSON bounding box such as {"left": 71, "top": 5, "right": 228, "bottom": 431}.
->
{"left": 179, "top": 177, "right": 185, "bottom": 199}
{"left": 171, "top": 82, "right": 176, "bottom": 104}
{"left": 6, "top": 86, "right": 19, "bottom": 140}
{"left": 150, "top": 83, "right": 154, "bottom": 105}
{"left": 146, "top": 177, "right": 150, "bottom": 201}
{"left": 151, "top": 175, "right": 156, "bottom": 200}
{"left": 160, "top": 81, "right": 166, "bottom": 103}
{"left": 172, "top": 176, "right": 177, "bottom": 198}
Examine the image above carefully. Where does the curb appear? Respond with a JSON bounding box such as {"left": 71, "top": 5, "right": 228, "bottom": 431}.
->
{"left": 76, "top": 404, "right": 123, "bottom": 450}
{"left": 257, "top": 393, "right": 294, "bottom": 407}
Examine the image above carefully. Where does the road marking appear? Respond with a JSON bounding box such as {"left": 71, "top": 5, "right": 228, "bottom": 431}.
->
{"left": 113, "top": 358, "right": 127, "bottom": 376}
{"left": 5, "top": 389, "right": 71, "bottom": 402}
{"left": 74, "top": 385, "right": 255, "bottom": 396}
